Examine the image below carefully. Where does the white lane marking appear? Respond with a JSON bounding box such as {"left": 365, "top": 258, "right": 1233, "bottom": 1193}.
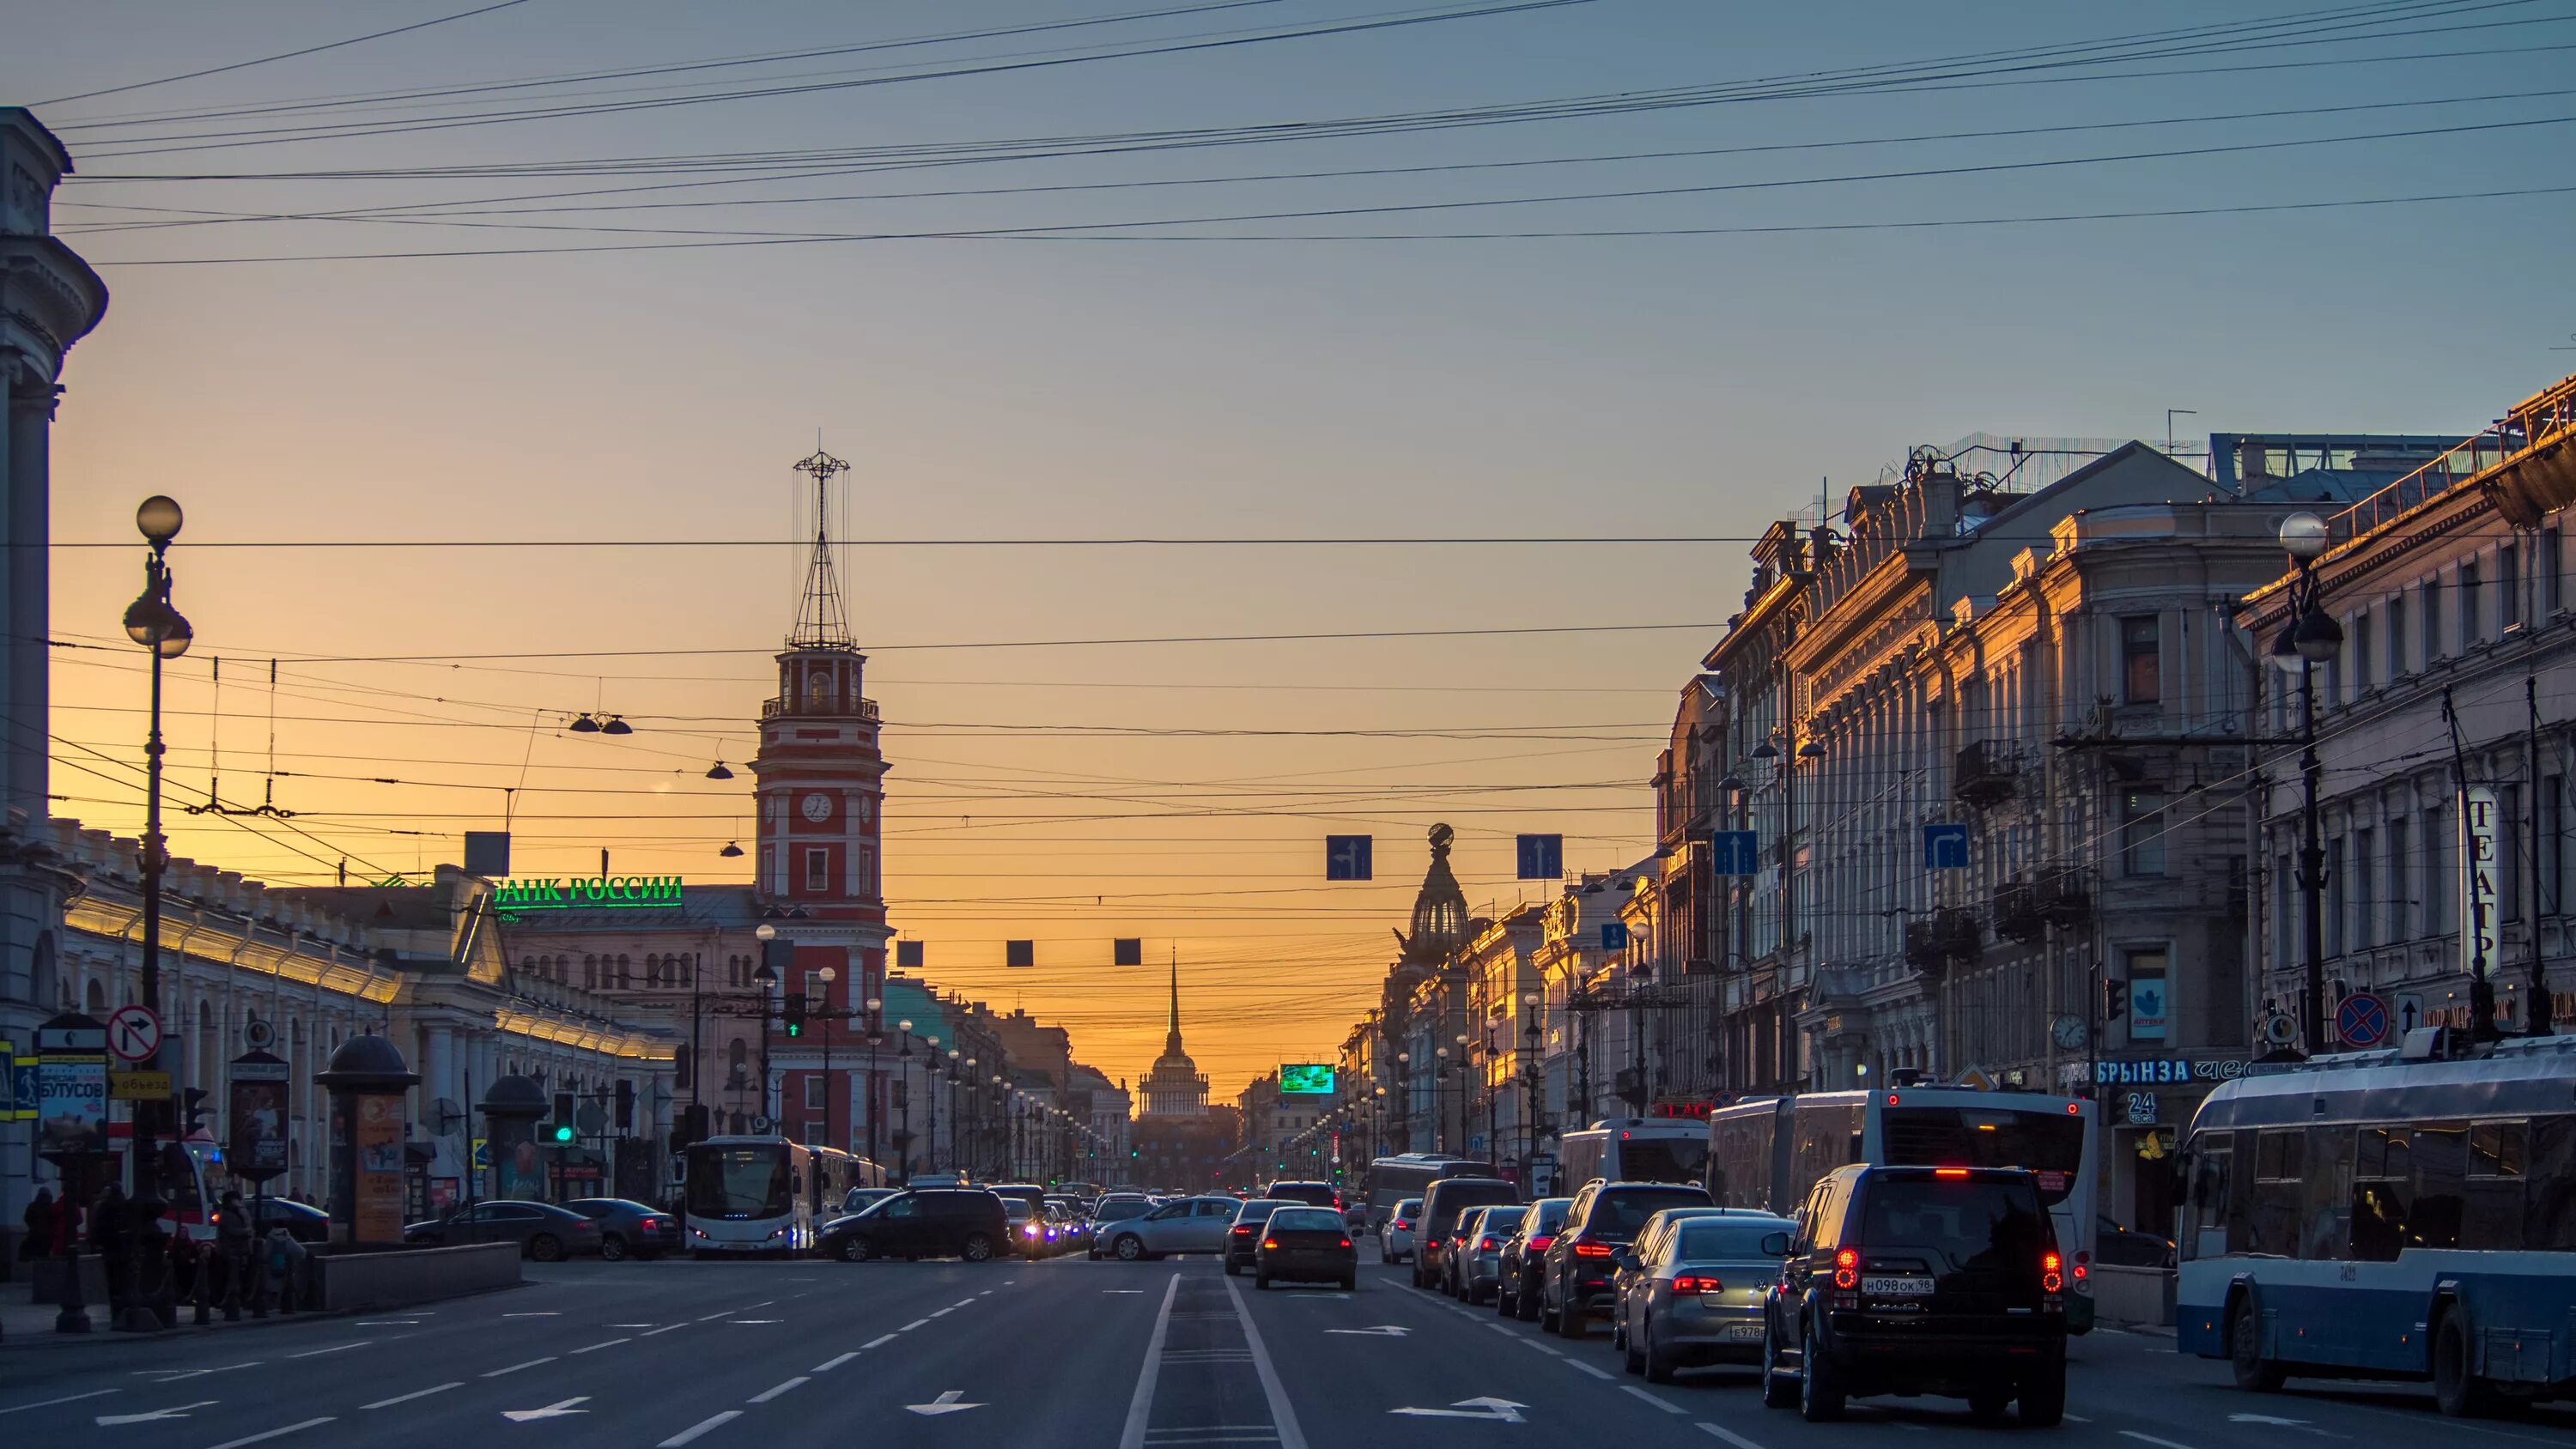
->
{"left": 2066, "top": 1414, "right": 2095, "bottom": 1424}
{"left": 287, "top": 1342, "right": 368, "bottom": 1359}
{"left": 1564, "top": 1358, "right": 1615, "bottom": 1380}
{"left": 729, "top": 1320, "right": 781, "bottom": 1325}
{"left": 570, "top": 1338, "right": 629, "bottom": 1355}
{"left": 98, "top": 1401, "right": 218, "bottom": 1425}
{"left": 696, "top": 1307, "right": 740, "bottom": 1322}
{"left": 955, "top": 1298, "right": 976, "bottom": 1307}
{"left": 1620, "top": 1385, "right": 1685, "bottom": 1415}
{"left": 658, "top": 1411, "right": 742, "bottom": 1448}
{"left": 2121, "top": 1434, "right": 2200, "bottom": 1449}
{"left": 479, "top": 1356, "right": 556, "bottom": 1378}
{"left": 1221, "top": 1270, "right": 1312, "bottom": 1449}
{"left": 0, "top": 1390, "right": 120, "bottom": 1416}
{"left": 204, "top": 1418, "right": 336, "bottom": 1449}
{"left": 901, "top": 1319, "right": 932, "bottom": 1331}
{"left": 641, "top": 1323, "right": 686, "bottom": 1337}
{"left": 1116, "top": 1274, "right": 1184, "bottom": 1449}
{"left": 608, "top": 1323, "right": 659, "bottom": 1328}
{"left": 1697, "top": 1422, "right": 1769, "bottom": 1449}
{"left": 500, "top": 1397, "right": 589, "bottom": 1423}
{"left": 501, "top": 1312, "right": 556, "bottom": 1318}
{"left": 747, "top": 1378, "right": 808, "bottom": 1404}
{"left": 361, "top": 1384, "right": 460, "bottom": 1410}
{"left": 811, "top": 1352, "right": 860, "bottom": 1373}
{"left": 136, "top": 1363, "right": 263, "bottom": 1383}
{"left": 355, "top": 1320, "right": 418, "bottom": 1326}
{"left": 979, "top": 1289, "right": 996, "bottom": 1296}
{"left": 1104, "top": 1289, "right": 1144, "bottom": 1294}
{"left": 1521, "top": 1338, "right": 1563, "bottom": 1356}
{"left": 931, "top": 1307, "right": 957, "bottom": 1318}
{"left": 1483, "top": 1322, "right": 1514, "bottom": 1336}
{"left": 862, "top": 1334, "right": 898, "bottom": 1349}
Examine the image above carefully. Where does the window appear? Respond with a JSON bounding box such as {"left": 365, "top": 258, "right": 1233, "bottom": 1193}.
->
{"left": 2325, "top": 835, "right": 2345, "bottom": 956}
{"left": 2421, "top": 578, "right": 2443, "bottom": 662}
{"left": 2386, "top": 594, "right": 2407, "bottom": 678}
{"left": 2351, "top": 1125, "right": 2411, "bottom": 1261}
{"left": 2121, "top": 615, "right": 2160, "bottom": 703}
{"left": 2411, "top": 1120, "right": 2469, "bottom": 1250}
{"left": 805, "top": 847, "right": 830, "bottom": 893}
{"left": 2547, "top": 525, "right": 2564, "bottom": 615}
{"left": 2500, "top": 543, "right": 2521, "bottom": 629}
{"left": 2466, "top": 1119, "right": 2528, "bottom": 1250}
{"left": 2354, "top": 611, "right": 2374, "bottom": 692}
{"left": 2354, "top": 828, "right": 2375, "bottom": 949}
{"left": 2461, "top": 559, "right": 2482, "bottom": 645}
{"left": 858, "top": 845, "right": 877, "bottom": 897}
{"left": 583, "top": 955, "right": 598, "bottom": 990}
{"left": 2386, "top": 817, "right": 2409, "bottom": 941}
{"left": 2120, "top": 792, "right": 2167, "bottom": 876}
{"left": 617, "top": 954, "right": 632, "bottom": 989}
{"left": 2255, "top": 1129, "right": 2304, "bottom": 1181}
{"left": 803, "top": 969, "right": 829, "bottom": 1009}
{"left": 805, "top": 1076, "right": 825, "bottom": 1110}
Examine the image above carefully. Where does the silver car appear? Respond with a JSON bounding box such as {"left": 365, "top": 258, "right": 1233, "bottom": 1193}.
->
{"left": 1454, "top": 1206, "right": 1509, "bottom": 1304}
{"left": 1098, "top": 1195, "right": 1239, "bottom": 1261}
{"left": 1615, "top": 1211, "right": 1796, "bottom": 1383}
{"left": 1378, "top": 1197, "right": 1420, "bottom": 1264}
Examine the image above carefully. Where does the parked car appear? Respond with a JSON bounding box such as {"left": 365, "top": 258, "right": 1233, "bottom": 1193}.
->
{"left": 818, "top": 1187, "right": 1008, "bottom": 1263}
{"left": 1254, "top": 1206, "right": 1357, "bottom": 1290}
{"left": 1224, "top": 1199, "right": 1291, "bottom": 1276}
{"left": 1259, "top": 1179, "right": 1341, "bottom": 1211}
{"left": 1087, "top": 1193, "right": 1158, "bottom": 1259}
{"left": 842, "top": 1186, "right": 899, "bottom": 1216}
{"left": 1539, "top": 1179, "right": 1710, "bottom": 1337}
{"left": 1099, "top": 1194, "right": 1239, "bottom": 1261}
{"left": 1761, "top": 1165, "right": 2067, "bottom": 1426}
{"left": 1614, "top": 1211, "right": 1797, "bottom": 1382}
{"left": 1413, "top": 1178, "right": 1521, "bottom": 1291}
{"left": 403, "top": 1199, "right": 603, "bottom": 1261}
{"left": 1498, "top": 1197, "right": 1571, "bottom": 1321}
{"left": 1379, "top": 1198, "right": 1422, "bottom": 1264}
{"left": 1446, "top": 1207, "right": 1509, "bottom": 1304}
{"left": 2096, "top": 1213, "right": 2176, "bottom": 1269}
{"left": 561, "top": 1197, "right": 679, "bottom": 1260}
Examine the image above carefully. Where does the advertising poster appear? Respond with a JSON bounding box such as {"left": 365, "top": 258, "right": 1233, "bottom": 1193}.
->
{"left": 38, "top": 1053, "right": 107, "bottom": 1155}
{"left": 493, "top": 1118, "right": 546, "bottom": 1201}
{"left": 229, "top": 1049, "right": 291, "bottom": 1180}
{"left": 354, "top": 1094, "right": 406, "bottom": 1244}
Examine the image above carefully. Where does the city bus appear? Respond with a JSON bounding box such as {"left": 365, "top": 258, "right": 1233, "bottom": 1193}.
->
{"left": 2176, "top": 1040, "right": 2576, "bottom": 1416}
{"left": 680, "top": 1136, "right": 823, "bottom": 1256}
{"left": 1358, "top": 1154, "right": 1497, "bottom": 1228}
{"left": 1557, "top": 1118, "right": 1709, "bottom": 1189}
{"left": 806, "top": 1146, "right": 888, "bottom": 1218}
{"left": 1705, "top": 1085, "right": 2101, "bottom": 1331}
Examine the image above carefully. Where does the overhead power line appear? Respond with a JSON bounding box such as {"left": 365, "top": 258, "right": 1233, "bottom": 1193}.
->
{"left": 36, "top": 0, "right": 543, "bottom": 108}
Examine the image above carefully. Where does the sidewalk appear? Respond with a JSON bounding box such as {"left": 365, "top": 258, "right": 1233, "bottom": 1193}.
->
{"left": 0, "top": 1277, "right": 312, "bottom": 1349}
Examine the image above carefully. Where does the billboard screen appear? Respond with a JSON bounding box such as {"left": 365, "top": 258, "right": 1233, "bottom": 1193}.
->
{"left": 1279, "top": 1064, "right": 1336, "bottom": 1095}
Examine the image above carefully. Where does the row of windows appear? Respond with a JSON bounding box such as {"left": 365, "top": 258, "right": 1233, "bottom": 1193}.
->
{"left": 2276, "top": 530, "right": 2567, "bottom": 723}
{"left": 516, "top": 952, "right": 702, "bottom": 991}
{"left": 2192, "top": 1117, "right": 2576, "bottom": 1258}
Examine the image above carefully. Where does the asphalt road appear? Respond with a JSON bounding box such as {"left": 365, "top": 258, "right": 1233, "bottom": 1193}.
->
{"left": 6, "top": 1256, "right": 2573, "bottom": 1449}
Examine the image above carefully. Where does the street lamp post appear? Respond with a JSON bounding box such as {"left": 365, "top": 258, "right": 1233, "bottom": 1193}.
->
{"left": 121, "top": 494, "right": 191, "bottom": 1331}
{"left": 1453, "top": 1033, "right": 1472, "bottom": 1156}
{"left": 920, "top": 1035, "right": 940, "bottom": 1173}
{"left": 895, "top": 1020, "right": 914, "bottom": 1178}
{"left": 752, "top": 925, "right": 781, "bottom": 1125}
{"left": 816, "top": 966, "right": 838, "bottom": 1149}
{"left": 862, "top": 995, "right": 884, "bottom": 1163}
{"left": 1394, "top": 1051, "right": 1412, "bottom": 1152}
{"left": 2271, "top": 512, "right": 2344, "bottom": 1057}
{"left": 1432, "top": 1047, "right": 1449, "bottom": 1152}
{"left": 1520, "top": 989, "right": 1544, "bottom": 1185}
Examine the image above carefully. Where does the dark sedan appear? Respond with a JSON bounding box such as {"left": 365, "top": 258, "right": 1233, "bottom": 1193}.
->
{"left": 250, "top": 1196, "right": 331, "bottom": 1244}
{"left": 1254, "top": 1206, "right": 1356, "bottom": 1290}
{"left": 562, "top": 1197, "right": 679, "bottom": 1260}
{"left": 404, "top": 1200, "right": 605, "bottom": 1260}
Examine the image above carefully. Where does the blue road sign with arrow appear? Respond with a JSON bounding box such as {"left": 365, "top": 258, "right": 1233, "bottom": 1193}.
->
{"left": 1923, "top": 823, "right": 1969, "bottom": 870}
{"left": 1325, "top": 835, "right": 1373, "bottom": 881}
{"left": 1516, "top": 834, "right": 1563, "bottom": 881}
{"left": 1599, "top": 922, "right": 1628, "bottom": 952}
{"left": 1709, "top": 830, "right": 1759, "bottom": 877}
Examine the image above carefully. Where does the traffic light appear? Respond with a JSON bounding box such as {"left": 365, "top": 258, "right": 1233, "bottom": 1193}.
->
{"left": 550, "top": 1090, "right": 577, "bottom": 1144}
{"left": 2104, "top": 977, "right": 2128, "bottom": 1024}
{"left": 784, "top": 993, "right": 806, "bottom": 1038}
{"left": 615, "top": 1080, "right": 635, "bottom": 1132}
{"left": 181, "top": 1087, "right": 210, "bottom": 1136}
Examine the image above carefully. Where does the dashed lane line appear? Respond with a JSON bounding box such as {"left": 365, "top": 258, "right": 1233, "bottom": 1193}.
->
{"left": 931, "top": 1307, "right": 957, "bottom": 1318}
{"left": 1564, "top": 1358, "right": 1616, "bottom": 1381}
{"left": 360, "top": 1384, "right": 460, "bottom": 1410}
{"left": 0, "top": 1390, "right": 118, "bottom": 1416}
{"left": 479, "top": 1356, "right": 556, "bottom": 1379}
{"left": 2065, "top": 1414, "right": 2094, "bottom": 1424}
{"left": 1115, "top": 1274, "right": 1184, "bottom": 1449}
{"left": 811, "top": 1352, "right": 860, "bottom": 1373}
{"left": 1620, "top": 1385, "right": 1685, "bottom": 1415}
{"left": 204, "top": 1417, "right": 335, "bottom": 1449}
{"left": 862, "top": 1334, "right": 897, "bottom": 1349}
{"left": 1221, "top": 1270, "right": 1311, "bottom": 1449}
{"left": 747, "top": 1378, "right": 808, "bottom": 1404}
{"left": 641, "top": 1324, "right": 687, "bottom": 1337}
{"left": 571, "top": 1338, "right": 629, "bottom": 1355}
{"left": 658, "top": 1411, "right": 742, "bottom": 1448}
{"left": 1697, "top": 1422, "right": 1769, "bottom": 1449}
{"left": 901, "top": 1319, "right": 932, "bottom": 1331}
{"left": 286, "top": 1342, "right": 368, "bottom": 1359}
{"left": 1521, "top": 1338, "right": 1564, "bottom": 1357}
{"left": 2120, "top": 1434, "right": 2198, "bottom": 1449}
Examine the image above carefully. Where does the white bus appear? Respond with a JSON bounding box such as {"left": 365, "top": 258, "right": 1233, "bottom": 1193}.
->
{"left": 1557, "top": 1118, "right": 1710, "bottom": 1190}
{"left": 1359, "top": 1154, "right": 1495, "bottom": 1227}
{"left": 681, "top": 1136, "right": 822, "bottom": 1257}
{"left": 1706, "top": 1086, "right": 2101, "bottom": 1332}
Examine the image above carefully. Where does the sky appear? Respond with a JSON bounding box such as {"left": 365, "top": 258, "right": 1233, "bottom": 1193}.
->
{"left": 10, "top": 0, "right": 2575, "bottom": 1098}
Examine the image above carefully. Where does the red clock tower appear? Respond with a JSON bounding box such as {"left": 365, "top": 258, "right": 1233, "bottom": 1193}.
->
{"left": 754, "top": 449, "right": 893, "bottom": 1154}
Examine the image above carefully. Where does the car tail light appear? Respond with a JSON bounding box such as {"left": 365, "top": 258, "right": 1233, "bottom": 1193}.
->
{"left": 2042, "top": 1251, "right": 2063, "bottom": 1294}
{"left": 1832, "top": 1246, "right": 1859, "bottom": 1291}
{"left": 1394, "top": 1218, "right": 1413, "bottom": 1230}
{"left": 1338, "top": 1238, "right": 1352, "bottom": 1249}
{"left": 1573, "top": 1240, "right": 1613, "bottom": 1258}
{"left": 1527, "top": 1235, "right": 1554, "bottom": 1252}
{"left": 1671, "top": 1275, "right": 1723, "bottom": 1295}
{"left": 1261, "top": 1238, "right": 1280, "bottom": 1250}
{"left": 1232, "top": 1225, "right": 1255, "bottom": 1236}
{"left": 1934, "top": 1167, "right": 1969, "bottom": 1179}
{"left": 1478, "top": 1236, "right": 1500, "bottom": 1252}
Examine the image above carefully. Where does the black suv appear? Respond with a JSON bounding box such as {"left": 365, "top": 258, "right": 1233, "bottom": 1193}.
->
{"left": 1260, "top": 1180, "right": 1341, "bottom": 1211}
{"left": 819, "top": 1188, "right": 1009, "bottom": 1263}
{"left": 1760, "top": 1165, "right": 2066, "bottom": 1426}
{"left": 1540, "top": 1179, "right": 1710, "bottom": 1337}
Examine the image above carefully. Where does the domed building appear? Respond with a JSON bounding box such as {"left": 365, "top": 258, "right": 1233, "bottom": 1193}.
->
{"left": 1139, "top": 961, "right": 1207, "bottom": 1116}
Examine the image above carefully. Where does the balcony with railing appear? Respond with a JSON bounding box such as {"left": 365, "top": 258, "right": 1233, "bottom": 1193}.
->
{"left": 1953, "top": 740, "right": 2020, "bottom": 809}
{"left": 2329, "top": 371, "right": 2576, "bottom": 540}
{"left": 1903, "top": 908, "right": 1983, "bottom": 975}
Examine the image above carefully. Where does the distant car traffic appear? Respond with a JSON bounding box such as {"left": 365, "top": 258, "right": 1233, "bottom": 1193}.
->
{"left": 404, "top": 1200, "right": 604, "bottom": 1261}
{"left": 820, "top": 1187, "right": 1007, "bottom": 1263}
{"left": 1254, "top": 1206, "right": 1355, "bottom": 1290}
{"left": 1539, "top": 1179, "right": 1711, "bottom": 1337}
{"left": 1414, "top": 1178, "right": 1521, "bottom": 1291}
{"left": 1099, "top": 1195, "right": 1238, "bottom": 1261}
{"left": 1761, "top": 1164, "right": 2067, "bottom": 1425}
{"left": 1446, "top": 1206, "right": 1510, "bottom": 1304}
{"left": 1497, "top": 1198, "right": 1571, "bottom": 1321}
{"left": 1614, "top": 1211, "right": 1796, "bottom": 1382}
{"left": 1224, "top": 1199, "right": 1291, "bottom": 1276}
{"left": 561, "top": 1197, "right": 679, "bottom": 1260}
{"left": 1259, "top": 1179, "right": 1340, "bottom": 1211}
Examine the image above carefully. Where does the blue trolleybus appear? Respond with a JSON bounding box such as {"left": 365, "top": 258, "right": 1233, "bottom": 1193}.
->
{"left": 2177, "top": 1039, "right": 2576, "bottom": 1416}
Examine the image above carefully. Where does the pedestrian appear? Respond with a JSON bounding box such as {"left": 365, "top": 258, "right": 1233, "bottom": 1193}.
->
{"left": 214, "top": 1190, "right": 256, "bottom": 1321}
{"left": 264, "top": 1227, "right": 306, "bottom": 1315}
{"left": 19, "top": 1187, "right": 55, "bottom": 1260}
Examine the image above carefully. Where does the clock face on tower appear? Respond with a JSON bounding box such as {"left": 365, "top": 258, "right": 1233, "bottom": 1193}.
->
{"left": 800, "top": 791, "right": 833, "bottom": 822}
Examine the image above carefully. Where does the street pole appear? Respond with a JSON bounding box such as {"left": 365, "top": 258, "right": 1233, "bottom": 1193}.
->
{"left": 122, "top": 495, "right": 190, "bottom": 1332}
{"left": 2271, "top": 514, "right": 2342, "bottom": 1058}
{"left": 2532, "top": 678, "right": 2557, "bottom": 1037}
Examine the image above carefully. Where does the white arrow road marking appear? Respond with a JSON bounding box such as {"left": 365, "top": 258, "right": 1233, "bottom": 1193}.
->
{"left": 908, "top": 1391, "right": 984, "bottom": 1416}
{"left": 0, "top": 1390, "right": 119, "bottom": 1416}
{"left": 1325, "top": 1325, "right": 1410, "bottom": 1336}
{"left": 96, "top": 1401, "right": 216, "bottom": 1424}
{"left": 501, "top": 1397, "right": 590, "bottom": 1422}
{"left": 1390, "top": 1397, "right": 1527, "bottom": 1423}
{"left": 205, "top": 1417, "right": 335, "bottom": 1449}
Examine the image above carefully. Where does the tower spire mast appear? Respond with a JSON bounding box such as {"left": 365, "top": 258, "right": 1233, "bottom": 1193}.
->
{"left": 788, "top": 447, "right": 854, "bottom": 650}
{"left": 1165, "top": 949, "right": 1182, "bottom": 1057}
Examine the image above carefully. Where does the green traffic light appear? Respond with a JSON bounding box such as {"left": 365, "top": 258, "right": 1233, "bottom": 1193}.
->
{"left": 550, "top": 1123, "right": 574, "bottom": 1144}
